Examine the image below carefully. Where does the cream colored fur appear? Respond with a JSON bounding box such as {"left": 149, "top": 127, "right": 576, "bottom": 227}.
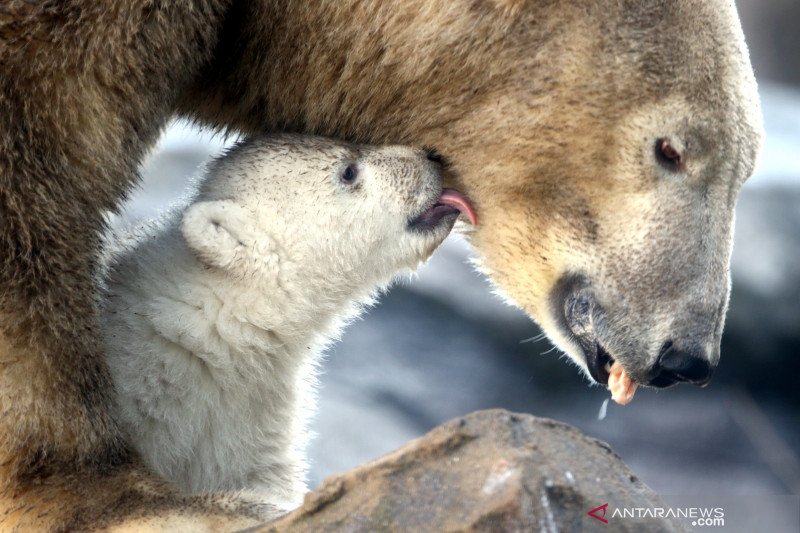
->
{"left": 100, "top": 135, "right": 453, "bottom": 509}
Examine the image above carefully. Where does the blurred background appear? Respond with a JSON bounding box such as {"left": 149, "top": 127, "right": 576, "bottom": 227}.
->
{"left": 120, "top": 0, "right": 799, "bottom": 517}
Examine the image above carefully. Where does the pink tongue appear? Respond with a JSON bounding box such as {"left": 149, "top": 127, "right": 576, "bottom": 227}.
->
{"left": 439, "top": 189, "right": 478, "bottom": 225}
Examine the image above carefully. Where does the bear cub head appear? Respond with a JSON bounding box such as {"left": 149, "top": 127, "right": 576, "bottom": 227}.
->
{"left": 180, "top": 134, "right": 475, "bottom": 291}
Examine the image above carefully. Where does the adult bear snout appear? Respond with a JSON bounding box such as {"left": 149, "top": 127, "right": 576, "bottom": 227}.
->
{"left": 648, "top": 342, "right": 716, "bottom": 388}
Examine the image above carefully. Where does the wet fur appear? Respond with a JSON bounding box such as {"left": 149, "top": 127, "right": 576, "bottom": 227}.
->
{"left": 0, "top": 1, "right": 761, "bottom": 529}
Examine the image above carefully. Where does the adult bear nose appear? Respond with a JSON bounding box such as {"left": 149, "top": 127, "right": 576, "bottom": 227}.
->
{"left": 648, "top": 342, "right": 715, "bottom": 388}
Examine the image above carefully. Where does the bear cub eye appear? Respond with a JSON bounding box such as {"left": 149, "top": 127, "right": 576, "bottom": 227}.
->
{"left": 655, "top": 138, "right": 684, "bottom": 172}
{"left": 340, "top": 164, "right": 358, "bottom": 184}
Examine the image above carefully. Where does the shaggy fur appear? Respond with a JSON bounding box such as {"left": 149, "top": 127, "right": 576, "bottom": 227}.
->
{"left": 101, "top": 135, "right": 454, "bottom": 510}
{"left": 0, "top": 1, "right": 761, "bottom": 529}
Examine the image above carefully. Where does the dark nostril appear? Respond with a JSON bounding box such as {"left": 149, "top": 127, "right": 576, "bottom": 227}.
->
{"left": 651, "top": 344, "right": 715, "bottom": 387}
{"left": 423, "top": 146, "right": 447, "bottom": 166}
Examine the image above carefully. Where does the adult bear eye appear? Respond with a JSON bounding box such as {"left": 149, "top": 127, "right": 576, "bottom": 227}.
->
{"left": 341, "top": 164, "right": 357, "bottom": 184}
{"left": 655, "top": 138, "right": 684, "bottom": 171}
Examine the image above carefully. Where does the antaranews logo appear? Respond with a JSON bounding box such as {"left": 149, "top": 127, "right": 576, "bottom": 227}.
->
{"left": 588, "top": 503, "right": 609, "bottom": 524}
{"left": 588, "top": 503, "right": 725, "bottom": 528}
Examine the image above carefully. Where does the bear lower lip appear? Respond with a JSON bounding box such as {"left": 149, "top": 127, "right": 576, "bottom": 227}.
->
{"left": 408, "top": 203, "right": 460, "bottom": 231}
{"left": 554, "top": 278, "right": 610, "bottom": 384}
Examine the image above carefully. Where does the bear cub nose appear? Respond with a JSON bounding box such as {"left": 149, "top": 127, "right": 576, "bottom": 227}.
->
{"left": 648, "top": 342, "right": 715, "bottom": 388}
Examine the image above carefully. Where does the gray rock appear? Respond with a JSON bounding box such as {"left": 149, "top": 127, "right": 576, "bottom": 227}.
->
{"left": 262, "top": 410, "right": 684, "bottom": 532}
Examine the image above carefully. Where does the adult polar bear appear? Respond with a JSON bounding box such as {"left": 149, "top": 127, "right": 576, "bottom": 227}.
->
{"left": 0, "top": 0, "right": 762, "bottom": 530}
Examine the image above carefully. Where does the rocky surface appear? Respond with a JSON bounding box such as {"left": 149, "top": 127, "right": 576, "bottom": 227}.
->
{"left": 260, "top": 410, "right": 683, "bottom": 532}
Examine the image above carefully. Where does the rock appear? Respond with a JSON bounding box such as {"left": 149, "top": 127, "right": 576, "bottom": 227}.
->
{"left": 260, "top": 410, "right": 684, "bottom": 532}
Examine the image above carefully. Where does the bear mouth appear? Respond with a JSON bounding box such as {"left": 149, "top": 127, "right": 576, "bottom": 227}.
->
{"left": 551, "top": 273, "right": 613, "bottom": 386}
{"left": 585, "top": 342, "right": 614, "bottom": 385}
{"left": 551, "top": 273, "right": 640, "bottom": 404}
{"left": 408, "top": 188, "right": 478, "bottom": 231}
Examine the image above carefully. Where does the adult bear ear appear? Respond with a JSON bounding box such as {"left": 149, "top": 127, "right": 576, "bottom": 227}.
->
{"left": 181, "top": 200, "right": 263, "bottom": 270}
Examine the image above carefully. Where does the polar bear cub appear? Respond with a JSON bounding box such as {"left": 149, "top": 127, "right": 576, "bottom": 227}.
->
{"left": 100, "top": 134, "right": 475, "bottom": 509}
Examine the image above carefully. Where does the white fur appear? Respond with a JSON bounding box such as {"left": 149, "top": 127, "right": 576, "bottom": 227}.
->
{"left": 100, "top": 135, "right": 451, "bottom": 509}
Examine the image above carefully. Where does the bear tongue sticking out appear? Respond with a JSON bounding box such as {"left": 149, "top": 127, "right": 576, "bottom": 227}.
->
{"left": 439, "top": 188, "right": 478, "bottom": 225}
{"left": 410, "top": 188, "right": 478, "bottom": 230}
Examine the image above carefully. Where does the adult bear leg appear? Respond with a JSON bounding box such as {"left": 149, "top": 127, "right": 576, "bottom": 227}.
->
{"left": 0, "top": 103, "right": 269, "bottom": 532}
{"left": 0, "top": 1, "right": 273, "bottom": 528}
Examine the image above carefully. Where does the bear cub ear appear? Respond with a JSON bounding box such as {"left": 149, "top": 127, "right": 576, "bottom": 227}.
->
{"left": 181, "top": 200, "right": 277, "bottom": 272}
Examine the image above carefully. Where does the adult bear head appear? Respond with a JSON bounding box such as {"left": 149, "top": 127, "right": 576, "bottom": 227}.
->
{"left": 459, "top": 2, "right": 765, "bottom": 394}
{"left": 183, "top": 0, "right": 763, "bottom": 397}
